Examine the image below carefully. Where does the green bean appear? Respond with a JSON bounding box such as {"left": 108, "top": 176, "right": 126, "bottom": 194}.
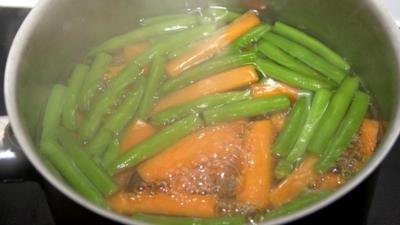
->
{"left": 89, "top": 15, "right": 200, "bottom": 56}
{"left": 203, "top": 8, "right": 241, "bottom": 23}
{"left": 102, "top": 139, "right": 120, "bottom": 168}
{"left": 315, "top": 92, "right": 369, "bottom": 174}
{"left": 273, "top": 22, "right": 350, "bottom": 71}
{"left": 152, "top": 91, "right": 251, "bottom": 125}
{"left": 132, "top": 213, "right": 247, "bottom": 225}
{"left": 78, "top": 53, "right": 112, "bottom": 111}
{"left": 79, "top": 64, "right": 142, "bottom": 141}
{"left": 62, "top": 64, "right": 89, "bottom": 130}
{"left": 87, "top": 79, "right": 145, "bottom": 156}
{"left": 142, "top": 14, "right": 195, "bottom": 26}
{"left": 257, "top": 40, "right": 322, "bottom": 80}
{"left": 161, "top": 51, "right": 257, "bottom": 94}
{"left": 255, "top": 58, "right": 335, "bottom": 91}
{"left": 203, "top": 96, "right": 290, "bottom": 125}
{"left": 134, "top": 24, "right": 216, "bottom": 66}
{"left": 58, "top": 127, "right": 118, "bottom": 196}
{"left": 108, "top": 114, "right": 203, "bottom": 175}
{"left": 263, "top": 33, "right": 347, "bottom": 83}
{"left": 308, "top": 77, "right": 359, "bottom": 155}
{"left": 273, "top": 96, "right": 310, "bottom": 157}
{"left": 229, "top": 23, "right": 271, "bottom": 52}
{"left": 275, "top": 89, "right": 332, "bottom": 179}
{"left": 40, "top": 140, "right": 105, "bottom": 206}
{"left": 137, "top": 56, "right": 167, "bottom": 119}
{"left": 263, "top": 191, "right": 331, "bottom": 220}
{"left": 41, "top": 84, "right": 66, "bottom": 142}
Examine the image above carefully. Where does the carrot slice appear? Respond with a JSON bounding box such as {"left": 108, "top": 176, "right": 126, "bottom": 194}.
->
{"left": 166, "top": 11, "right": 261, "bottom": 77}
{"left": 316, "top": 173, "right": 345, "bottom": 191}
{"left": 108, "top": 192, "right": 217, "bottom": 218}
{"left": 270, "top": 112, "right": 288, "bottom": 134}
{"left": 269, "top": 156, "right": 319, "bottom": 208}
{"left": 251, "top": 79, "right": 298, "bottom": 102}
{"left": 153, "top": 65, "right": 259, "bottom": 113}
{"left": 104, "top": 41, "right": 151, "bottom": 80}
{"left": 137, "top": 121, "right": 245, "bottom": 183}
{"left": 120, "top": 120, "right": 158, "bottom": 153}
{"left": 237, "top": 120, "right": 275, "bottom": 209}
{"left": 358, "top": 119, "right": 380, "bottom": 158}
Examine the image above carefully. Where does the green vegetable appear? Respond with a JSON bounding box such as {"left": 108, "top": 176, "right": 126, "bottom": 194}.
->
{"left": 62, "top": 64, "right": 89, "bottom": 130}
{"left": 79, "top": 64, "right": 142, "bottom": 141}
{"left": 315, "top": 92, "right": 369, "bottom": 173}
{"left": 102, "top": 139, "right": 120, "bottom": 168}
{"left": 152, "top": 91, "right": 251, "bottom": 125}
{"left": 133, "top": 213, "right": 247, "bottom": 225}
{"left": 255, "top": 58, "right": 335, "bottom": 91}
{"left": 263, "top": 191, "right": 331, "bottom": 220}
{"left": 78, "top": 53, "right": 112, "bottom": 111}
{"left": 273, "top": 22, "right": 350, "bottom": 71}
{"left": 134, "top": 24, "right": 217, "bottom": 66}
{"left": 257, "top": 40, "right": 322, "bottom": 80}
{"left": 41, "top": 84, "right": 66, "bottom": 143}
{"left": 142, "top": 14, "right": 195, "bottom": 26}
{"left": 108, "top": 114, "right": 203, "bottom": 175}
{"left": 275, "top": 89, "right": 332, "bottom": 179}
{"left": 161, "top": 51, "right": 257, "bottom": 94}
{"left": 87, "top": 79, "right": 145, "bottom": 156}
{"left": 40, "top": 140, "right": 105, "bottom": 206}
{"left": 137, "top": 56, "right": 166, "bottom": 119}
{"left": 263, "top": 32, "right": 347, "bottom": 83}
{"left": 273, "top": 96, "right": 309, "bottom": 157}
{"left": 89, "top": 15, "right": 200, "bottom": 56}
{"left": 308, "top": 77, "right": 359, "bottom": 155}
{"left": 229, "top": 23, "right": 271, "bottom": 52}
{"left": 58, "top": 128, "right": 118, "bottom": 196}
{"left": 203, "top": 96, "right": 291, "bottom": 125}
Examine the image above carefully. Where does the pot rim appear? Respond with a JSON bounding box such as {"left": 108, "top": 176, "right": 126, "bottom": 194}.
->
{"left": 4, "top": 0, "right": 400, "bottom": 224}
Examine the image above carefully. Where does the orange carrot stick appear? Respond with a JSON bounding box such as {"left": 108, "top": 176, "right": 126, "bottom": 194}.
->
{"left": 236, "top": 120, "right": 275, "bottom": 209}
{"left": 316, "top": 173, "right": 345, "bottom": 191}
{"left": 108, "top": 192, "right": 217, "bottom": 218}
{"left": 251, "top": 79, "right": 298, "bottom": 102}
{"left": 166, "top": 11, "right": 260, "bottom": 77}
{"left": 120, "top": 119, "right": 158, "bottom": 153}
{"left": 269, "top": 156, "right": 319, "bottom": 208}
{"left": 137, "top": 121, "right": 245, "bottom": 183}
{"left": 104, "top": 41, "right": 152, "bottom": 80}
{"left": 358, "top": 119, "right": 380, "bottom": 158}
{"left": 153, "top": 65, "right": 259, "bottom": 113}
{"left": 270, "top": 112, "right": 288, "bottom": 134}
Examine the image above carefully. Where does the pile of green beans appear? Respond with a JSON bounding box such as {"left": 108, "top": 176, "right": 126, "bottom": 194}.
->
{"left": 38, "top": 8, "right": 375, "bottom": 224}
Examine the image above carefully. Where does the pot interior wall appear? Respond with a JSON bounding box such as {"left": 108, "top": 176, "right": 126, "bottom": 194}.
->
{"left": 12, "top": 0, "right": 398, "bottom": 202}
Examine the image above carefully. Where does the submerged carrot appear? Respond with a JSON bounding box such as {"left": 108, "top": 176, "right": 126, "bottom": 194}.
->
{"left": 237, "top": 120, "right": 274, "bottom": 209}
{"left": 166, "top": 11, "right": 260, "bottom": 77}
{"left": 108, "top": 192, "right": 217, "bottom": 218}
{"left": 104, "top": 42, "right": 152, "bottom": 80}
{"left": 113, "top": 168, "right": 135, "bottom": 190}
{"left": 137, "top": 121, "right": 245, "bottom": 183}
{"left": 315, "top": 173, "right": 345, "bottom": 191}
{"left": 251, "top": 79, "right": 299, "bottom": 102}
{"left": 153, "top": 65, "right": 259, "bottom": 113}
{"left": 270, "top": 112, "right": 288, "bottom": 134}
{"left": 121, "top": 120, "right": 158, "bottom": 153}
{"left": 269, "top": 156, "right": 319, "bottom": 208}
{"left": 358, "top": 119, "right": 380, "bottom": 158}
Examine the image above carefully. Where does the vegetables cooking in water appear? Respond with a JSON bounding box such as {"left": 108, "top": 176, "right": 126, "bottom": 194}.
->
{"left": 40, "top": 7, "right": 381, "bottom": 224}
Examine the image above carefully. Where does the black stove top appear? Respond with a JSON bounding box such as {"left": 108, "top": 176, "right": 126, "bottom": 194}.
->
{"left": 0, "top": 6, "right": 399, "bottom": 225}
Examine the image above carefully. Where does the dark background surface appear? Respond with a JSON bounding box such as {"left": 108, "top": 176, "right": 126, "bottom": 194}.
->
{"left": 0, "top": 6, "right": 399, "bottom": 225}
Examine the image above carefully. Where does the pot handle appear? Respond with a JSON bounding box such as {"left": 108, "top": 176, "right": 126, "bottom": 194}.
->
{"left": 0, "top": 116, "right": 37, "bottom": 182}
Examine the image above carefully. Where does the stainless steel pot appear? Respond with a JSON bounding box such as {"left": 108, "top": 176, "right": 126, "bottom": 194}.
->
{"left": 5, "top": 0, "right": 400, "bottom": 224}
